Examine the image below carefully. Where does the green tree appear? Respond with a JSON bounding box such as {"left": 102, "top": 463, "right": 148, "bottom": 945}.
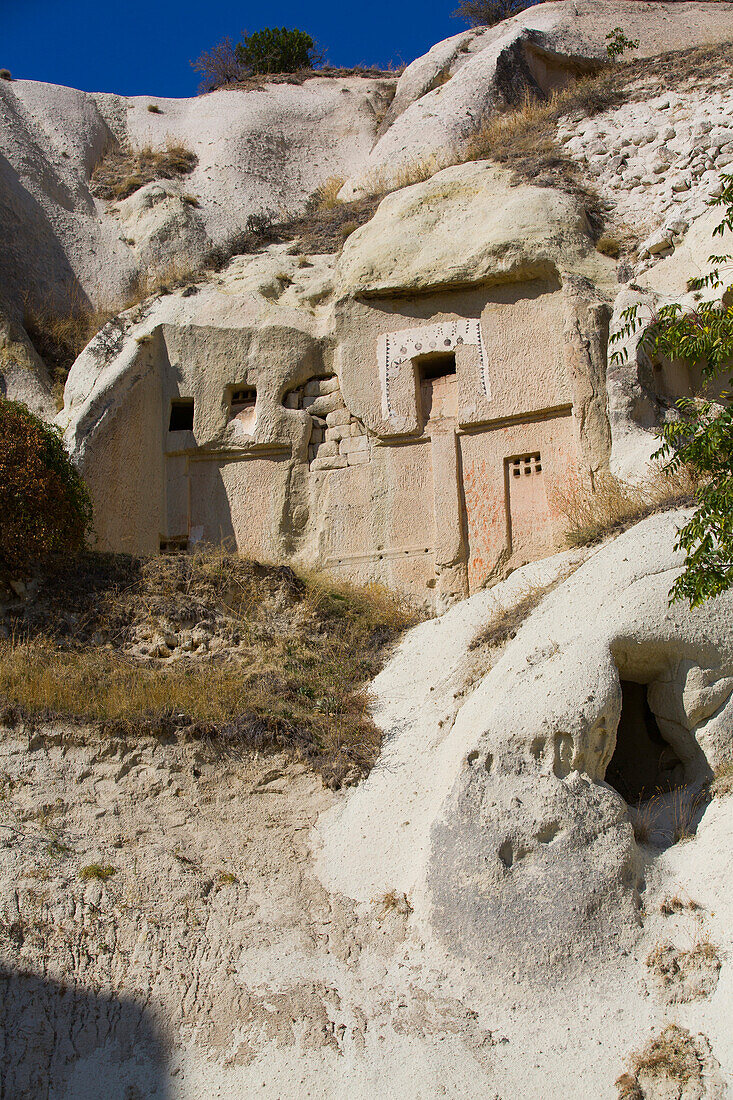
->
{"left": 610, "top": 174, "right": 733, "bottom": 607}
{"left": 235, "top": 27, "right": 316, "bottom": 74}
{"left": 0, "top": 399, "right": 92, "bottom": 576}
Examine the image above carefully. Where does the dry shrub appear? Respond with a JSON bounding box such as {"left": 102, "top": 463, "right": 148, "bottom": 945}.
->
{"left": 0, "top": 549, "right": 421, "bottom": 788}
{"left": 91, "top": 139, "right": 198, "bottom": 202}
{"left": 710, "top": 758, "right": 733, "bottom": 798}
{"left": 619, "top": 1024, "right": 706, "bottom": 1097}
{"left": 553, "top": 467, "right": 698, "bottom": 549}
{"left": 0, "top": 399, "right": 92, "bottom": 578}
{"left": 22, "top": 293, "right": 121, "bottom": 401}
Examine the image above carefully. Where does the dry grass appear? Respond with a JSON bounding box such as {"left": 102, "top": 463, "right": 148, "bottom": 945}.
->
{"left": 22, "top": 294, "right": 124, "bottom": 404}
{"left": 468, "top": 579, "right": 561, "bottom": 653}
{"left": 22, "top": 256, "right": 206, "bottom": 401}
{"left": 710, "top": 758, "right": 733, "bottom": 799}
{"left": 660, "top": 893, "right": 702, "bottom": 916}
{"left": 309, "top": 176, "right": 345, "bottom": 211}
{"left": 91, "top": 138, "right": 198, "bottom": 202}
{"left": 362, "top": 152, "right": 454, "bottom": 197}
{"left": 647, "top": 937, "right": 720, "bottom": 975}
{"left": 629, "top": 784, "right": 709, "bottom": 848}
{"left": 0, "top": 549, "right": 420, "bottom": 788}
{"left": 618, "top": 1024, "right": 706, "bottom": 1097}
{"left": 205, "top": 191, "right": 384, "bottom": 263}
{"left": 375, "top": 890, "right": 413, "bottom": 919}
{"left": 553, "top": 467, "right": 699, "bottom": 550}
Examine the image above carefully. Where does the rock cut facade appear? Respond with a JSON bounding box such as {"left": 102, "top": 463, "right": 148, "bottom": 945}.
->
{"left": 62, "top": 163, "right": 614, "bottom": 606}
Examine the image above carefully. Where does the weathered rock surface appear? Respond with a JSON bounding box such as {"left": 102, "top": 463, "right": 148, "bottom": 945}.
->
{"left": 342, "top": 0, "right": 733, "bottom": 197}
{"left": 336, "top": 160, "right": 609, "bottom": 297}
{"left": 0, "top": 296, "right": 54, "bottom": 416}
{"left": 2, "top": 516, "right": 732, "bottom": 1097}
{"left": 0, "top": 74, "right": 394, "bottom": 313}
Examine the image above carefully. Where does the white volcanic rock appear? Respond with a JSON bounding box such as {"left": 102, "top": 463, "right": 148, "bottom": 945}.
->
{"left": 317, "top": 511, "right": 733, "bottom": 979}
{"left": 0, "top": 74, "right": 394, "bottom": 313}
{"left": 608, "top": 206, "right": 726, "bottom": 479}
{"left": 0, "top": 297, "right": 54, "bottom": 417}
{"left": 336, "top": 160, "right": 612, "bottom": 297}
{"left": 341, "top": 0, "right": 733, "bottom": 198}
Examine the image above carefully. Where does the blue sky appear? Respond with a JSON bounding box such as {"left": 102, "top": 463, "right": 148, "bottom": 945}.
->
{"left": 3, "top": 0, "right": 465, "bottom": 97}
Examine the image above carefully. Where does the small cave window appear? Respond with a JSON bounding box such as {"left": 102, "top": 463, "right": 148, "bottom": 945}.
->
{"left": 419, "top": 353, "right": 456, "bottom": 382}
{"left": 418, "top": 353, "right": 457, "bottom": 423}
{"left": 230, "top": 387, "right": 257, "bottom": 416}
{"left": 169, "top": 398, "right": 194, "bottom": 432}
{"left": 605, "top": 681, "right": 684, "bottom": 803}
{"left": 510, "top": 453, "right": 542, "bottom": 478}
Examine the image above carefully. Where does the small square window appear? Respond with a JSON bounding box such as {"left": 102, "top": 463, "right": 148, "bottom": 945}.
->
{"left": 510, "top": 452, "right": 541, "bottom": 477}
{"left": 169, "top": 398, "right": 194, "bottom": 432}
{"left": 230, "top": 387, "right": 256, "bottom": 416}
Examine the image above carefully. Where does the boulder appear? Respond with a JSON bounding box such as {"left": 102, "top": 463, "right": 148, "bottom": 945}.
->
{"left": 336, "top": 160, "right": 611, "bottom": 298}
{"left": 316, "top": 511, "right": 733, "bottom": 981}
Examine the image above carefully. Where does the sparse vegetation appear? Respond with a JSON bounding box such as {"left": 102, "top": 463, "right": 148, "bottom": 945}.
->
{"left": 554, "top": 467, "right": 699, "bottom": 549}
{"left": 376, "top": 889, "right": 413, "bottom": 918}
{"left": 91, "top": 139, "right": 198, "bottom": 202}
{"left": 660, "top": 893, "right": 702, "bottom": 916}
{"left": 453, "top": 0, "right": 530, "bottom": 27}
{"left": 0, "top": 69, "right": 12, "bottom": 81}
{"left": 22, "top": 293, "right": 122, "bottom": 400}
{"left": 78, "top": 864, "right": 116, "bottom": 882}
{"left": 627, "top": 785, "right": 709, "bottom": 848}
{"left": 468, "top": 580, "right": 561, "bottom": 652}
{"left": 0, "top": 399, "right": 92, "bottom": 579}
{"left": 618, "top": 1025, "right": 708, "bottom": 1098}
{"left": 0, "top": 549, "right": 420, "bottom": 787}
{"left": 606, "top": 27, "right": 640, "bottom": 61}
{"left": 646, "top": 937, "right": 722, "bottom": 1003}
{"left": 204, "top": 190, "right": 383, "bottom": 265}
{"left": 710, "top": 758, "right": 733, "bottom": 797}
{"left": 310, "top": 176, "right": 345, "bottom": 211}
{"left": 147, "top": 103, "right": 162, "bottom": 114}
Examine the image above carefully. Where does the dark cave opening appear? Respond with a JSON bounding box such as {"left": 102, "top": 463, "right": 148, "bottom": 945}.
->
{"left": 605, "top": 680, "right": 684, "bottom": 803}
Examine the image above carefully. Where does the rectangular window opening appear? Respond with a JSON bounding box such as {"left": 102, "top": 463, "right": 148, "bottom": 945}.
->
{"left": 418, "top": 353, "right": 457, "bottom": 382}
{"left": 169, "top": 398, "right": 194, "bottom": 432}
{"left": 230, "top": 386, "right": 257, "bottom": 416}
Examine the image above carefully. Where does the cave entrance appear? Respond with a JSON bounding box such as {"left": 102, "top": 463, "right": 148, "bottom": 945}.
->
{"left": 605, "top": 680, "right": 684, "bottom": 803}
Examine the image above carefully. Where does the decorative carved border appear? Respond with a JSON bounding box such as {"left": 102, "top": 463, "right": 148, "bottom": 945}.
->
{"left": 377, "top": 320, "right": 489, "bottom": 418}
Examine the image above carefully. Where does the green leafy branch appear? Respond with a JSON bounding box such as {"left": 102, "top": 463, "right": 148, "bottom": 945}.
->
{"left": 608, "top": 173, "right": 733, "bottom": 606}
